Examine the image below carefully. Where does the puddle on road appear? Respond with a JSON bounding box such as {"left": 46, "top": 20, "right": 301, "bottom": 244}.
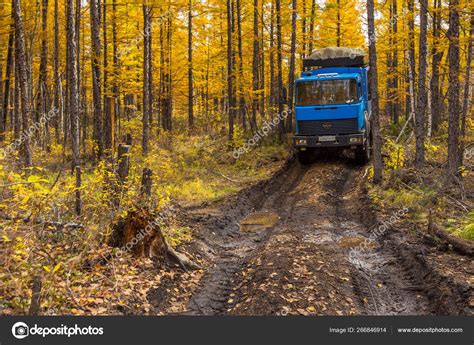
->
{"left": 338, "top": 236, "right": 376, "bottom": 249}
{"left": 240, "top": 211, "right": 279, "bottom": 232}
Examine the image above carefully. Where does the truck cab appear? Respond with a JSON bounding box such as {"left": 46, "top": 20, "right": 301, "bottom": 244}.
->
{"left": 293, "top": 47, "right": 372, "bottom": 164}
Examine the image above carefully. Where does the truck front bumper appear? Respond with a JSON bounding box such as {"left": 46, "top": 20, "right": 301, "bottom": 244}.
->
{"left": 294, "top": 133, "right": 364, "bottom": 148}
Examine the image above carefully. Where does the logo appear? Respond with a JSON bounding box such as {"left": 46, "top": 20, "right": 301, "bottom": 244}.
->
{"left": 11, "top": 322, "right": 104, "bottom": 339}
{"left": 12, "top": 322, "right": 29, "bottom": 339}
{"left": 322, "top": 123, "right": 332, "bottom": 130}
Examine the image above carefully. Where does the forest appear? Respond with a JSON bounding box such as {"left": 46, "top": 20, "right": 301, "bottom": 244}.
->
{"left": 0, "top": 0, "right": 472, "bottom": 316}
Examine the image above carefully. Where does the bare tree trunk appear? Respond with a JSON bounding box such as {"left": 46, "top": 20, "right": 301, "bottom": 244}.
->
{"left": 226, "top": 0, "right": 235, "bottom": 141}
{"left": 275, "top": 0, "right": 284, "bottom": 142}
{"left": 336, "top": 0, "right": 341, "bottom": 46}
{"left": 287, "top": 0, "right": 297, "bottom": 132}
{"left": 13, "top": 56, "right": 20, "bottom": 140}
{"left": 112, "top": 0, "right": 119, "bottom": 143}
{"left": 67, "top": 0, "right": 80, "bottom": 171}
{"left": 103, "top": 0, "right": 113, "bottom": 154}
{"left": 446, "top": 0, "right": 461, "bottom": 179}
{"left": 301, "top": 0, "right": 306, "bottom": 59}
{"left": 0, "top": 4, "right": 3, "bottom": 139}
{"left": 12, "top": 0, "right": 32, "bottom": 166}
{"left": 142, "top": 4, "right": 151, "bottom": 155}
{"left": 36, "top": 0, "right": 50, "bottom": 150}
{"left": 430, "top": 0, "right": 443, "bottom": 133}
{"left": 392, "top": 0, "right": 399, "bottom": 124}
{"left": 53, "top": 0, "right": 60, "bottom": 143}
{"left": 407, "top": 0, "right": 416, "bottom": 120}
{"left": 160, "top": 14, "right": 172, "bottom": 132}
{"left": 188, "top": 0, "right": 194, "bottom": 131}
{"left": 159, "top": 17, "right": 164, "bottom": 132}
{"left": 269, "top": 1, "right": 275, "bottom": 112}
{"left": 367, "top": 0, "right": 383, "bottom": 183}
{"left": 461, "top": 9, "right": 473, "bottom": 141}
{"left": 308, "top": 0, "right": 315, "bottom": 55}
{"left": 387, "top": 0, "right": 399, "bottom": 124}
{"left": 415, "top": 0, "right": 428, "bottom": 166}
{"left": 1, "top": 18, "right": 14, "bottom": 141}
{"left": 259, "top": 0, "right": 264, "bottom": 117}
{"left": 75, "top": 0, "right": 81, "bottom": 141}
{"left": 236, "top": 0, "right": 246, "bottom": 130}
{"left": 90, "top": 0, "right": 103, "bottom": 160}
{"left": 251, "top": 0, "right": 259, "bottom": 130}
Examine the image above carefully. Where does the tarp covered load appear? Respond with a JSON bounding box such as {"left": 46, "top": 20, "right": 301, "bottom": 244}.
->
{"left": 303, "top": 47, "right": 367, "bottom": 69}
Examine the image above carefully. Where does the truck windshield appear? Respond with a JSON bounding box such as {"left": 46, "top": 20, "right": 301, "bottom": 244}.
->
{"left": 296, "top": 79, "right": 358, "bottom": 106}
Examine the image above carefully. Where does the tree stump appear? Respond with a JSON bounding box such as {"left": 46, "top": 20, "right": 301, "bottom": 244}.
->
{"left": 117, "top": 144, "right": 130, "bottom": 184}
{"left": 140, "top": 168, "right": 153, "bottom": 196}
{"left": 110, "top": 207, "right": 200, "bottom": 270}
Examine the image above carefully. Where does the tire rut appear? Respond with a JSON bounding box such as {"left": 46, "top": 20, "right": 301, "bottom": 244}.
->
{"left": 185, "top": 160, "right": 307, "bottom": 315}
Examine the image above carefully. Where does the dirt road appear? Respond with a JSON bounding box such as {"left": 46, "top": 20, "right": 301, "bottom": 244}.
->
{"left": 149, "top": 155, "right": 472, "bottom": 315}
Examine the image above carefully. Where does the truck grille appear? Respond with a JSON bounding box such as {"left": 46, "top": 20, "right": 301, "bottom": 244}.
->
{"left": 297, "top": 118, "right": 358, "bottom": 135}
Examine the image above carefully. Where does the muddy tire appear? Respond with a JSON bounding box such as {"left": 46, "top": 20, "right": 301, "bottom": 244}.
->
{"left": 297, "top": 149, "right": 314, "bottom": 165}
{"left": 355, "top": 132, "right": 371, "bottom": 165}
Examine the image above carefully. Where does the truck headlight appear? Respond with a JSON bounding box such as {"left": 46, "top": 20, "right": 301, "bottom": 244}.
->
{"left": 350, "top": 137, "right": 362, "bottom": 143}
{"left": 296, "top": 139, "right": 307, "bottom": 145}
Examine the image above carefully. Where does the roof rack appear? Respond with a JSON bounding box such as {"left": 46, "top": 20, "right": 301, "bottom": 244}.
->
{"left": 303, "top": 56, "right": 366, "bottom": 69}
{"left": 303, "top": 47, "right": 367, "bottom": 69}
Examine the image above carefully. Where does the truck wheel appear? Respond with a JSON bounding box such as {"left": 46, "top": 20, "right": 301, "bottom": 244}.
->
{"left": 297, "top": 149, "right": 314, "bottom": 165}
{"left": 355, "top": 133, "right": 371, "bottom": 164}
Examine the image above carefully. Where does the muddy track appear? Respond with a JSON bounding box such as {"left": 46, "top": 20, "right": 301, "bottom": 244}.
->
{"left": 152, "top": 155, "right": 471, "bottom": 315}
{"left": 185, "top": 160, "right": 307, "bottom": 314}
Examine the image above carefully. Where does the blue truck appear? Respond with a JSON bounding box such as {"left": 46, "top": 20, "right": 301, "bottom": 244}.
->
{"left": 293, "top": 47, "right": 372, "bottom": 164}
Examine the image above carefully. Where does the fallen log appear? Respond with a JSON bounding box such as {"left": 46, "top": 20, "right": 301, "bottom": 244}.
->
{"left": 428, "top": 214, "right": 474, "bottom": 257}
{"left": 0, "top": 214, "right": 82, "bottom": 230}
